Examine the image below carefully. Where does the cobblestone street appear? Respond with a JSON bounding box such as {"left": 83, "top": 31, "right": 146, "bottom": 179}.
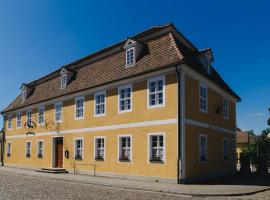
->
{"left": 0, "top": 170, "right": 269, "bottom": 200}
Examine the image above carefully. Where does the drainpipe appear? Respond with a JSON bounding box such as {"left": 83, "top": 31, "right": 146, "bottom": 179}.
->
{"left": 1, "top": 113, "right": 5, "bottom": 166}
{"left": 176, "top": 66, "right": 181, "bottom": 184}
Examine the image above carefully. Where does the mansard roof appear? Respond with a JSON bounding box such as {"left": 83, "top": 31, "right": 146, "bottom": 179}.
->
{"left": 2, "top": 23, "right": 240, "bottom": 113}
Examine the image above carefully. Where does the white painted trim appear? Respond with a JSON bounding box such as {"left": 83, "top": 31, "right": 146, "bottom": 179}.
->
{"left": 51, "top": 136, "right": 64, "bottom": 168}
{"left": 74, "top": 137, "right": 84, "bottom": 160}
{"left": 180, "top": 70, "right": 186, "bottom": 179}
{"left": 199, "top": 134, "right": 208, "bottom": 162}
{"left": 118, "top": 84, "right": 132, "bottom": 114}
{"left": 26, "top": 109, "right": 32, "bottom": 124}
{"left": 74, "top": 96, "right": 84, "bottom": 120}
{"left": 6, "top": 118, "right": 177, "bottom": 139}
{"left": 199, "top": 83, "right": 208, "bottom": 113}
{"left": 147, "top": 75, "right": 166, "bottom": 109}
{"left": 185, "top": 118, "right": 236, "bottom": 135}
{"left": 125, "top": 47, "right": 136, "bottom": 67}
{"left": 223, "top": 98, "right": 229, "bottom": 120}
{"left": 117, "top": 134, "right": 132, "bottom": 162}
{"left": 94, "top": 90, "right": 106, "bottom": 117}
{"left": 7, "top": 114, "right": 12, "bottom": 130}
{"left": 54, "top": 102, "right": 63, "bottom": 123}
{"left": 36, "top": 140, "right": 44, "bottom": 158}
{"left": 16, "top": 112, "right": 22, "bottom": 129}
{"left": 147, "top": 132, "right": 166, "bottom": 164}
{"left": 25, "top": 141, "right": 32, "bottom": 158}
{"left": 5, "top": 69, "right": 175, "bottom": 116}
{"left": 37, "top": 105, "right": 45, "bottom": 126}
{"left": 94, "top": 136, "right": 106, "bottom": 161}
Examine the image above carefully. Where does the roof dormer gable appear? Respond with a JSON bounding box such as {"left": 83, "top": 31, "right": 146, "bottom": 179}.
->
{"left": 123, "top": 38, "right": 144, "bottom": 68}
{"left": 197, "top": 48, "right": 214, "bottom": 74}
{"left": 20, "top": 83, "right": 33, "bottom": 102}
{"left": 59, "top": 67, "right": 74, "bottom": 89}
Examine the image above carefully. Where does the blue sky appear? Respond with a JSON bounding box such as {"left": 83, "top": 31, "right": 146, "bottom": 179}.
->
{"left": 0, "top": 0, "right": 269, "bottom": 133}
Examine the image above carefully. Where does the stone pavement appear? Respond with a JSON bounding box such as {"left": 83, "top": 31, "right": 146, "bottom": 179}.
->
{"left": 0, "top": 166, "right": 269, "bottom": 197}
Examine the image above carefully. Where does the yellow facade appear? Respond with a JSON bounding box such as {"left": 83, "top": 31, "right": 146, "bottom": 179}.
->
{"left": 3, "top": 70, "right": 237, "bottom": 183}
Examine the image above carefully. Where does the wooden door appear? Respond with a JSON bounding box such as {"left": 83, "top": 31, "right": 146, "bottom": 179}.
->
{"left": 55, "top": 139, "right": 63, "bottom": 168}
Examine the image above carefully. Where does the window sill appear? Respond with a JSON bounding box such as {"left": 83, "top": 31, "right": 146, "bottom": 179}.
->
{"left": 7, "top": 154, "right": 11, "bottom": 157}
{"left": 149, "top": 160, "right": 164, "bottom": 164}
{"left": 119, "top": 159, "right": 131, "bottom": 162}
{"left": 38, "top": 155, "right": 43, "bottom": 159}
{"left": 95, "top": 158, "right": 104, "bottom": 161}
{"left": 26, "top": 155, "right": 31, "bottom": 158}
{"left": 75, "top": 157, "right": 83, "bottom": 161}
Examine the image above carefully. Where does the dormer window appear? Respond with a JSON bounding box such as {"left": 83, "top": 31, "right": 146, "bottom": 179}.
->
{"left": 60, "top": 74, "right": 67, "bottom": 89}
{"left": 123, "top": 38, "right": 144, "bottom": 68}
{"left": 22, "top": 89, "right": 27, "bottom": 102}
{"left": 59, "top": 67, "right": 74, "bottom": 90}
{"left": 198, "top": 48, "right": 214, "bottom": 75}
{"left": 126, "top": 47, "right": 135, "bottom": 67}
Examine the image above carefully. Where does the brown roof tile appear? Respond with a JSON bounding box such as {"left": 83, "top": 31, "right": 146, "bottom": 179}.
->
{"left": 2, "top": 24, "right": 240, "bottom": 113}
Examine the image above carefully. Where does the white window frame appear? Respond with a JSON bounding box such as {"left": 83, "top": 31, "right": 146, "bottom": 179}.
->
{"left": 16, "top": 112, "right": 22, "bottom": 129}
{"left": 199, "top": 134, "right": 208, "bottom": 162}
{"left": 55, "top": 102, "right": 63, "bottom": 122}
{"left": 118, "top": 134, "right": 132, "bottom": 162}
{"left": 147, "top": 133, "right": 166, "bottom": 163}
{"left": 126, "top": 47, "right": 135, "bottom": 67}
{"left": 38, "top": 106, "right": 45, "bottom": 125}
{"left": 199, "top": 83, "right": 208, "bottom": 113}
{"left": 7, "top": 115, "right": 12, "bottom": 130}
{"left": 118, "top": 84, "right": 132, "bottom": 113}
{"left": 147, "top": 75, "right": 165, "bottom": 109}
{"left": 223, "top": 98, "right": 229, "bottom": 120}
{"left": 94, "top": 136, "right": 106, "bottom": 161}
{"left": 25, "top": 141, "right": 32, "bottom": 158}
{"left": 22, "top": 89, "right": 27, "bottom": 101}
{"left": 37, "top": 140, "right": 44, "bottom": 158}
{"left": 7, "top": 142, "right": 11, "bottom": 157}
{"left": 74, "top": 96, "right": 84, "bottom": 120}
{"left": 94, "top": 91, "right": 106, "bottom": 117}
{"left": 74, "top": 138, "right": 84, "bottom": 160}
{"left": 223, "top": 138, "right": 229, "bottom": 161}
{"left": 26, "top": 110, "right": 32, "bottom": 125}
{"left": 60, "top": 74, "right": 67, "bottom": 89}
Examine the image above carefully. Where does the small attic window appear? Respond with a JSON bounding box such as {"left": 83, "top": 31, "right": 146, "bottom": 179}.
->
{"left": 22, "top": 89, "right": 27, "bottom": 102}
{"left": 126, "top": 47, "right": 135, "bottom": 67}
{"left": 60, "top": 74, "right": 67, "bottom": 89}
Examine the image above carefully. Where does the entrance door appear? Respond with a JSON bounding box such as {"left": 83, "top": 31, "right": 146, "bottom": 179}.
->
{"left": 55, "top": 138, "right": 63, "bottom": 168}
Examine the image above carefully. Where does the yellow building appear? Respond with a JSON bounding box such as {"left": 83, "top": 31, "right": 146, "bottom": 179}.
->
{"left": 1, "top": 24, "right": 240, "bottom": 183}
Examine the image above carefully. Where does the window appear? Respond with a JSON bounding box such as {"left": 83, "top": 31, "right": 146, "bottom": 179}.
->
{"left": 60, "top": 74, "right": 67, "bottom": 89}
{"left": 95, "top": 137, "right": 105, "bottom": 160}
{"left": 75, "top": 97, "right": 84, "bottom": 119}
{"left": 148, "top": 76, "right": 165, "bottom": 108}
{"left": 223, "top": 138, "right": 228, "bottom": 160}
{"left": 7, "top": 115, "right": 12, "bottom": 130}
{"left": 74, "top": 138, "right": 83, "bottom": 160}
{"left": 37, "top": 140, "right": 44, "bottom": 158}
{"left": 118, "top": 85, "right": 132, "bottom": 113}
{"left": 126, "top": 47, "right": 135, "bottom": 67}
{"left": 199, "top": 84, "right": 208, "bottom": 112}
{"left": 149, "top": 134, "right": 164, "bottom": 162}
{"left": 223, "top": 98, "right": 229, "bottom": 119}
{"left": 22, "top": 89, "right": 27, "bottom": 101}
{"left": 26, "top": 110, "right": 32, "bottom": 125}
{"left": 199, "top": 135, "right": 208, "bottom": 162}
{"left": 7, "top": 142, "right": 11, "bottom": 157}
{"left": 26, "top": 141, "right": 31, "bottom": 158}
{"left": 55, "top": 102, "right": 63, "bottom": 122}
{"left": 16, "top": 113, "right": 22, "bottom": 129}
{"left": 94, "top": 91, "right": 106, "bottom": 116}
{"left": 119, "top": 136, "right": 131, "bottom": 161}
{"left": 38, "top": 106, "right": 45, "bottom": 125}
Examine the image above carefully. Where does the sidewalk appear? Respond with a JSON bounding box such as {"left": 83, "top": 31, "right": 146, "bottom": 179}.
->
{"left": 0, "top": 166, "right": 269, "bottom": 197}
